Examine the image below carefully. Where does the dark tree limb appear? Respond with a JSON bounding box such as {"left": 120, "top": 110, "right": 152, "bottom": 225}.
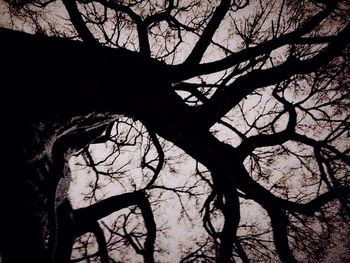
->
{"left": 52, "top": 200, "right": 75, "bottom": 263}
{"left": 1, "top": 2, "right": 349, "bottom": 259}
{"left": 234, "top": 238, "right": 250, "bottom": 263}
{"left": 195, "top": 22, "right": 350, "bottom": 127}
{"left": 137, "top": 22, "right": 151, "bottom": 56}
{"left": 173, "top": 0, "right": 339, "bottom": 80}
{"left": 304, "top": 187, "right": 350, "bottom": 212}
{"left": 267, "top": 209, "right": 297, "bottom": 263}
{"left": 138, "top": 193, "right": 157, "bottom": 263}
{"left": 292, "top": 133, "right": 350, "bottom": 166}
{"left": 144, "top": 131, "right": 165, "bottom": 189}
{"left": 91, "top": 222, "right": 109, "bottom": 263}
{"left": 236, "top": 101, "right": 297, "bottom": 159}
{"left": 184, "top": 0, "right": 231, "bottom": 65}
{"left": 74, "top": 190, "right": 156, "bottom": 262}
{"left": 217, "top": 188, "right": 240, "bottom": 263}
{"left": 62, "top": 0, "right": 98, "bottom": 44}
{"left": 74, "top": 191, "right": 145, "bottom": 231}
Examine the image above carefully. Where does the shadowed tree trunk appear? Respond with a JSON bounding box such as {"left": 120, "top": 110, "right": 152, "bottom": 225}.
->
{"left": 0, "top": 27, "right": 170, "bottom": 262}
{"left": 0, "top": 0, "right": 349, "bottom": 261}
{"left": 0, "top": 27, "right": 201, "bottom": 262}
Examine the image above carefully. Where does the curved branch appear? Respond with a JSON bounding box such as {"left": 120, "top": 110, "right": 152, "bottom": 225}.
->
{"left": 79, "top": 0, "right": 151, "bottom": 55}
{"left": 202, "top": 191, "right": 219, "bottom": 243}
{"left": 292, "top": 133, "right": 350, "bottom": 166}
{"left": 304, "top": 186, "right": 350, "bottom": 212}
{"left": 74, "top": 190, "right": 156, "bottom": 262}
{"left": 144, "top": 131, "right": 165, "bottom": 189}
{"left": 144, "top": 0, "right": 175, "bottom": 26}
{"left": 237, "top": 93, "right": 297, "bottom": 159}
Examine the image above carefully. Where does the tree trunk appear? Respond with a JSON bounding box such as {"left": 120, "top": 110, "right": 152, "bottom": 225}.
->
{"left": 0, "top": 27, "right": 186, "bottom": 262}
{"left": 0, "top": 27, "right": 239, "bottom": 262}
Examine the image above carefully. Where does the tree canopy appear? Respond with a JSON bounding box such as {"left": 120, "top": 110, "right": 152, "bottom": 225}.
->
{"left": 0, "top": 0, "right": 349, "bottom": 262}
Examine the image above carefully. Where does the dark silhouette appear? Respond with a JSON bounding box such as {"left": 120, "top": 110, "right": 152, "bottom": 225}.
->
{"left": 0, "top": 0, "right": 349, "bottom": 262}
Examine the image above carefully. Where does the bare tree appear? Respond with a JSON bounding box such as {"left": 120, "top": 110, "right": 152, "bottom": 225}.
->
{"left": 0, "top": 0, "right": 349, "bottom": 262}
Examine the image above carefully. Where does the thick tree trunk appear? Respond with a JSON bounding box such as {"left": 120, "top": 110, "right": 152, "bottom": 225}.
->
{"left": 0, "top": 121, "right": 51, "bottom": 262}
{"left": 0, "top": 27, "right": 190, "bottom": 262}
{"left": 0, "top": 27, "right": 240, "bottom": 262}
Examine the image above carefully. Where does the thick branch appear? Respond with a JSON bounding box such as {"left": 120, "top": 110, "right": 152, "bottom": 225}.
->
{"left": 217, "top": 189, "right": 240, "bottom": 263}
{"left": 91, "top": 222, "right": 109, "bottom": 263}
{"left": 53, "top": 200, "right": 75, "bottom": 263}
{"left": 184, "top": 0, "right": 231, "bottom": 65}
{"left": 138, "top": 194, "right": 157, "bottom": 263}
{"left": 137, "top": 23, "right": 151, "bottom": 56}
{"left": 0, "top": 27, "right": 185, "bottom": 123}
{"left": 234, "top": 239, "right": 250, "bottom": 263}
{"left": 237, "top": 92, "right": 297, "bottom": 158}
{"left": 62, "top": 0, "right": 97, "bottom": 44}
{"left": 304, "top": 186, "right": 350, "bottom": 212}
{"left": 74, "top": 190, "right": 156, "bottom": 262}
{"left": 74, "top": 191, "right": 144, "bottom": 233}
{"left": 268, "top": 209, "right": 297, "bottom": 263}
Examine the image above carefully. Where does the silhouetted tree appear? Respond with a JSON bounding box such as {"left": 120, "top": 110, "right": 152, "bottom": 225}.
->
{"left": 0, "top": 0, "right": 349, "bottom": 262}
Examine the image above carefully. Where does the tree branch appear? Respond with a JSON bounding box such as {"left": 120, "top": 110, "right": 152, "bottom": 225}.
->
{"left": 138, "top": 193, "right": 157, "bottom": 263}
{"left": 74, "top": 191, "right": 144, "bottom": 235}
{"left": 91, "top": 222, "right": 109, "bottom": 263}
{"left": 196, "top": 23, "right": 350, "bottom": 127}
{"left": 62, "top": 0, "right": 97, "bottom": 44}
{"left": 173, "top": 0, "right": 339, "bottom": 80}
{"left": 292, "top": 133, "right": 350, "bottom": 166}
{"left": 268, "top": 209, "right": 297, "bottom": 263}
{"left": 217, "top": 188, "right": 240, "bottom": 263}
{"left": 74, "top": 190, "right": 156, "bottom": 262}
{"left": 144, "top": 131, "right": 165, "bottom": 189}
{"left": 304, "top": 186, "right": 350, "bottom": 212}
{"left": 184, "top": 0, "right": 231, "bottom": 65}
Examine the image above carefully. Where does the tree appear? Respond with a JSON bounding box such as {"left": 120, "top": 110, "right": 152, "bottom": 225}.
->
{"left": 0, "top": 0, "right": 349, "bottom": 262}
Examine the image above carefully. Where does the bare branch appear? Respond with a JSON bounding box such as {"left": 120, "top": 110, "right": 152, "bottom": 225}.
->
{"left": 62, "top": 0, "right": 97, "bottom": 44}
{"left": 184, "top": 0, "right": 231, "bottom": 65}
